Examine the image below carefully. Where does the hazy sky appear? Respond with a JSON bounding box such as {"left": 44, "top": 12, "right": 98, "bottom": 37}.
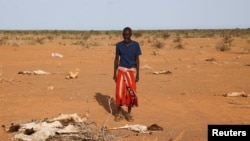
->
{"left": 1, "top": 0, "right": 249, "bottom": 30}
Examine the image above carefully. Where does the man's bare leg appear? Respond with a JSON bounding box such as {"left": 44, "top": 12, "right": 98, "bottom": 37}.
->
{"left": 126, "top": 106, "right": 134, "bottom": 122}
{"left": 115, "top": 106, "right": 123, "bottom": 122}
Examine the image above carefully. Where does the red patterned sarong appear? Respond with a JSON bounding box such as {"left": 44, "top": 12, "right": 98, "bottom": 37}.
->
{"left": 115, "top": 67, "right": 138, "bottom": 107}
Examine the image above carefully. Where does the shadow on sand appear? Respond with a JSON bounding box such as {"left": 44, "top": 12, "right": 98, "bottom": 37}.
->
{"left": 95, "top": 92, "right": 126, "bottom": 116}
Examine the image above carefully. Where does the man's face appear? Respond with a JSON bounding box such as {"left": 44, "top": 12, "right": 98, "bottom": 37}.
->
{"left": 123, "top": 30, "right": 132, "bottom": 43}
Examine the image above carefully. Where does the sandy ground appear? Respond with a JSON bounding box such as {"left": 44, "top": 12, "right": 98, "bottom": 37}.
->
{"left": 0, "top": 33, "right": 250, "bottom": 141}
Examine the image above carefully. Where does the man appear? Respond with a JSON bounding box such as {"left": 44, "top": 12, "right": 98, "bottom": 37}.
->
{"left": 113, "top": 27, "right": 142, "bottom": 122}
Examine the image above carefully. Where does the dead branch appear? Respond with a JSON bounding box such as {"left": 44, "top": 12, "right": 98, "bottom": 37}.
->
{"left": 101, "top": 96, "right": 113, "bottom": 136}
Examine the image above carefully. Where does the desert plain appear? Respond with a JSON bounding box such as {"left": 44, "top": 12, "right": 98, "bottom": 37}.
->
{"left": 0, "top": 29, "right": 250, "bottom": 141}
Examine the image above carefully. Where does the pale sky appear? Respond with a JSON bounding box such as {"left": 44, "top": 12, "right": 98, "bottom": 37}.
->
{"left": 0, "top": 0, "right": 249, "bottom": 30}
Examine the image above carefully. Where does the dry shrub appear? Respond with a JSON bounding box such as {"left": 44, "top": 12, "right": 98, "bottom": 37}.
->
{"left": 215, "top": 35, "right": 233, "bottom": 51}
{"left": 35, "top": 37, "right": 46, "bottom": 44}
{"left": 133, "top": 31, "right": 143, "bottom": 38}
{"left": 173, "top": 37, "right": 184, "bottom": 49}
{"left": 162, "top": 32, "right": 170, "bottom": 39}
{"left": 0, "top": 38, "right": 6, "bottom": 45}
{"left": 215, "top": 43, "right": 231, "bottom": 51}
{"left": 0, "top": 36, "right": 8, "bottom": 45}
{"left": 243, "top": 46, "right": 250, "bottom": 54}
{"left": 152, "top": 40, "right": 164, "bottom": 49}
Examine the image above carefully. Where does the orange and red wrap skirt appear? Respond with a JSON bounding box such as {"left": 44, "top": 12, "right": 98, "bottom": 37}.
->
{"left": 115, "top": 67, "right": 138, "bottom": 107}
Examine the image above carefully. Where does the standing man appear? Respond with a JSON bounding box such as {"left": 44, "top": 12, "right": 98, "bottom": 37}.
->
{"left": 113, "top": 27, "right": 142, "bottom": 122}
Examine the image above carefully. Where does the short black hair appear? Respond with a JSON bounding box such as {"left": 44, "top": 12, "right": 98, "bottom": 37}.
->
{"left": 123, "top": 27, "right": 132, "bottom": 34}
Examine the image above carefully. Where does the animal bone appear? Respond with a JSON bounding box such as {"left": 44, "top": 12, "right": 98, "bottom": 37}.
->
{"left": 224, "top": 91, "right": 249, "bottom": 97}
{"left": 6, "top": 113, "right": 87, "bottom": 141}
{"left": 65, "top": 68, "right": 80, "bottom": 79}
{"left": 153, "top": 70, "right": 172, "bottom": 75}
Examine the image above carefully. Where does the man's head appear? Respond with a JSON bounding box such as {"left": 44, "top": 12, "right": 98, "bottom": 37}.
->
{"left": 123, "top": 27, "right": 132, "bottom": 43}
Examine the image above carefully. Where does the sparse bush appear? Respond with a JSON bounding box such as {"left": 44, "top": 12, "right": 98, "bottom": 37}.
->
{"left": 243, "top": 46, "right": 250, "bottom": 54}
{"left": 0, "top": 38, "right": 6, "bottom": 45}
{"left": 215, "top": 43, "right": 231, "bottom": 51}
{"left": 222, "top": 34, "right": 234, "bottom": 44}
{"left": 139, "top": 40, "right": 144, "bottom": 46}
{"left": 35, "top": 37, "right": 45, "bottom": 44}
{"left": 175, "top": 44, "right": 184, "bottom": 49}
{"left": 47, "top": 35, "right": 54, "bottom": 41}
{"left": 73, "top": 40, "right": 85, "bottom": 46}
{"left": 133, "top": 31, "right": 143, "bottom": 38}
{"left": 162, "top": 32, "right": 170, "bottom": 39}
{"left": 173, "top": 36, "right": 182, "bottom": 43}
{"left": 152, "top": 40, "right": 164, "bottom": 48}
{"left": 173, "top": 37, "right": 184, "bottom": 49}
{"left": 215, "top": 35, "right": 233, "bottom": 51}
{"left": 0, "top": 36, "right": 8, "bottom": 46}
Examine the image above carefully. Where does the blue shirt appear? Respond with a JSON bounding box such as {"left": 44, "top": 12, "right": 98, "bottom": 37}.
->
{"left": 116, "top": 40, "right": 142, "bottom": 68}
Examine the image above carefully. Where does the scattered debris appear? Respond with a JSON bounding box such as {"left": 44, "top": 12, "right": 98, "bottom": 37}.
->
{"left": 2, "top": 113, "right": 162, "bottom": 141}
{"left": 153, "top": 70, "right": 172, "bottom": 75}
{"left": 223, "top": 91, "right": 249, "bottom": 97}
{"left": 47, "top": 86, "right": 54, "bottom": 90}
{"left": 141, "top": 64, "right": 153, "bottom": 70}
{"left": 108, "top": 124, "right": 149, "bottom": 134}
{"left": 17, "top": 71, "right": 33, "bottom": 75}
{"left": 50, "top": 113, "right": 87, "bottom": 123}
{"left": 18, "top": 70, "right": 50, "bottom": 75}
{"left": 2, "top": 113, "right": 92, "bottom": 141}
{"left": 205, "top": 58, "right": 216, "bottom": 61}
{"left": 65, "top": 68, "right": 80, "bottom": 79}
{"left": 2, "top": 124, "right": 20, "bottom": 133}
{"left": 147, "top": 124, "right": 164, "bottom": 131}
{"left": 33, "top": 70, "right": 50, "bottom": 75}
{"left": 51, "top": 52, "right": 63, "bottom": 58}
{"left": 153, "top": 50, "right": 160, "bottom": 55}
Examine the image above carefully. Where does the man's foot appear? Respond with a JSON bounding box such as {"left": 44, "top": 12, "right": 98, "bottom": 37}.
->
{"left": 125, "top": 114, "right": 134, "bottom": 122}
{"left": 114, "top": 114, "right": 124, "bottom": 122}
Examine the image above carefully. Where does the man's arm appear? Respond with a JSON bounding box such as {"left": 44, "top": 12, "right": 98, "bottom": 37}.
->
{"left": 113, "top": 55, "right": 119, "bottom": 81}
{"left": 135, "top": 56, "right": 140, "bottom": 82}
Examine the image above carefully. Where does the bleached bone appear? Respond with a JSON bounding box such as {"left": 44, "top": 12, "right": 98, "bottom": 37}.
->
{"left": 141, "top": 64, "right": 153, "bottom": 70}
{"left": 65, "top": 68, "right": 80, "bottom": 79}
{"left": 224, "top": 91, "right": 249, "bottom": 97}
{"left": 50, "top": 113, "right": 87, "bottom": 123}
{"left": 51, "top": 52, "right": 63, "bottom": 58}
{"left": 33, "top": 70, "right": 50, "bottom": 75}
{"left": 153, "top": 70, "right": 172, "bottom": 75}
{"left": 18, "top": 71, "right": 33, "bottom": 75}
{"left": 18, "top": 70, "right": 50, "bottom": 75}
{"left": 10, "top": 113, "right": 88, "bottom": 141}
{"left": 108, "top": 124, "right": 151, "bottom": 134}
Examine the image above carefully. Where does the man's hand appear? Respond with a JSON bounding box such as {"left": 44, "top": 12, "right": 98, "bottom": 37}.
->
{"left": 135, "top": 75, "right": 139, "bottom": 82}
{"left": 113, "top": 75, "right": 117, "bottom": 82}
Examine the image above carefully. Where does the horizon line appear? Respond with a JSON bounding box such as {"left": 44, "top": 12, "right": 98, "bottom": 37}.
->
{"left": 0, "top": 27, "right": 250, "bottom": 31}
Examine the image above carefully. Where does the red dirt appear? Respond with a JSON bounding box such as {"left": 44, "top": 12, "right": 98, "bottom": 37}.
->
{"left": 0, "top": 35, "right": 250, "bottom": 141}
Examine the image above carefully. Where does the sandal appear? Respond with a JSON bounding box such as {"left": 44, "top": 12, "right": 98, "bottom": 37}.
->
{"left": 125, "top": 114, "right": 134, "bottom": 122}
{"left": 114, "top": 114, "right": 124, "bottom": 122}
